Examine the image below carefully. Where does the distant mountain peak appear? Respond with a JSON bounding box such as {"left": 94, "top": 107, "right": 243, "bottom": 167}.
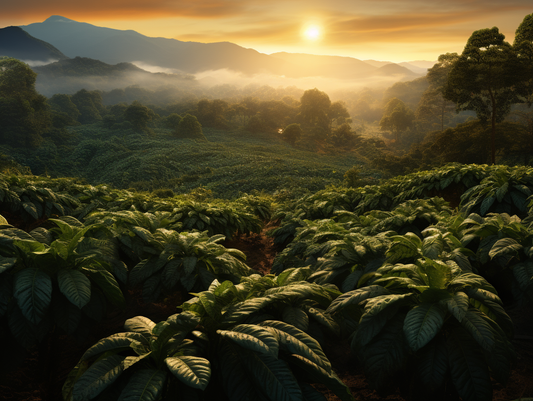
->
{"left": 43, "top": 15, "right": 77, "bottom": 23}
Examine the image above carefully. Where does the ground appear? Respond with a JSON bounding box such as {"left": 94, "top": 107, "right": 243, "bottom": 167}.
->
{"left": 1, "top": 226, "right": 532, "bottom": 401}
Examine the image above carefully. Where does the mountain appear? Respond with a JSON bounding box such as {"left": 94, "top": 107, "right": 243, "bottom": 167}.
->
{"left": 0, "top": 25, "right": 68, "bottom": 64}
{"left": 21, "top": 16, "right": 289, "bottom": 76}
{"left": 21, "top": 16, "right": 426, "bottom": 81}
{"left": 31, "top": 56, "right": 197, "bottom": 96}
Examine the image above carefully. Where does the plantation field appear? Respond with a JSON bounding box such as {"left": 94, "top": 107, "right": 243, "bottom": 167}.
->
{"left": 0, "top": 125, "right": 376, "bottom": 199}
{"left": 0, "top": 163, "right": 532, "bottom": 401}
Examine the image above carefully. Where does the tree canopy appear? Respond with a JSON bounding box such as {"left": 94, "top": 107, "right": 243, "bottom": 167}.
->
{"left": 444, "top": 27, "right": 525, "bottom": 164}
{"left": 0, "top": 57, "right": 51, "bottom": 147}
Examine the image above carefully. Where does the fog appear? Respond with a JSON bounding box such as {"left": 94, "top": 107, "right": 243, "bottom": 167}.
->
{"left": 34, "top": 59, "right": 420, "bottom": 105}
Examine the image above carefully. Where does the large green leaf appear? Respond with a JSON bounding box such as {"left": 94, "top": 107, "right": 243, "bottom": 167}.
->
{"left": 165, "top": 356, "right": 211, "bottom": 390}
{"left": 326, "top": 285, "right": 389, "bottom": 314}
{"left": 262, "top": 322, "right": 330, "bottom": 372}
{"left": 442, "top": 291, "right": 469, "bottom": 323}
{"left": 117, "top": 369, "right": 167, "bottom": 401}
{"left": 218, "top": 341, "right": 267, "bottom": 401}
{"left": 124, "top": 316, "right": 156, "bottom": 339}
{"left": 460, "top": 309, "right": 496, "bottom": 352}
{"left": 83, "top": 264, "right": 126, "bottom": 309}
{"left": 82, "top": 333, "right": 149, "bottom": 361}
{"left": 404, "top": 303, "right": 446, "bottom": 351}
{"left": 356, "top": 313, "right": 408, "bottom": 389}
{"left": 447, "top": 327, "right": 492, "bottom": 401}
{"left": 218, "top": 327, "right": 278, "bottom": 358}
{"left": 57, "top": 269, "right": 91, "bottom": 309}
{"left": 14, "top": 267, "right": 52, "bottom": 324}
{"left": 72, "top": 355, "right": 126, "bottom": 401}
{"left": 242, "top": 351, "right": 303, "bottom": 401}
{"left": 488, "top": 238, "right": 522, "bottom": 259}
{"left": 415, "top": 335, "right": 448, "bottom": 393}
{"left": 289, "top": 355, "right": 354, "bottom": 401}
{"left": 354, "top": 293, "right": 412, "bottom": 347}
{"left": 282, "top": 306, "right": 309, "bottom": 332}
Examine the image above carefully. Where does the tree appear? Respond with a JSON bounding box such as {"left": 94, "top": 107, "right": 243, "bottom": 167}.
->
{"left": 124, "top": 101, "right": 154, "bottom": 133}
{"left": 177, "top": 114, "right": 205, "bottom": 139}
{"left": 47, "top": 94, "right": 80, "bottom": 125}
{"left": 379, "top": 98, "right": 414, "bottom": 143}
{"left": 415, "top": 53, "right": 459, "bottom": 132}
{"left": 444, "top": 27, "right": 524, "bottom": 164}
{"left": 71, "top": 89, "right": 105, "bottom": 124}
{"left": 514, "top": 13, "right": 533, "bottom": 106}
{"left": 281, "top": 123, "right": 302, "bottom": 145}
{"left": 0, "top": 57, "right": 51, "bottom": 147}
{"left": 299, "top": 88, "right": 331, "bottom": 133}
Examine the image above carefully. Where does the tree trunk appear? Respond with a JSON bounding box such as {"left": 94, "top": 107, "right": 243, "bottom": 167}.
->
{"left": 489, "top": 88, "right": 496, "bottom": 164}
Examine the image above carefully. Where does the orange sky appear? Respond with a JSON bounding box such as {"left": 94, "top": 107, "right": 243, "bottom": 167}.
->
{"left": 1, "top": 0, "right": 531, "bottom": 62}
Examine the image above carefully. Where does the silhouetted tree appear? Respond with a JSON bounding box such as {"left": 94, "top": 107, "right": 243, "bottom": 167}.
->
{"left": 444, "top": 27, "right": 524, "bottom": 164}
{"left": 177, "top": 114, "right": 205, "bottom": 140}
{"left": 0, "top": 57, "right": 50, "bottom": 147}
{"left": 281, "top": 123, "right": 302, "bottom": 146}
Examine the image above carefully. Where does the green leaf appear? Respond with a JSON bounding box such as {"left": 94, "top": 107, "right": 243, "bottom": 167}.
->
{"left": 416, "top": 335, "right": 448, "bottom": 393}
{"left": 14, "top": 267, "right": 52, "bottom": 324}
{"left": 355, "top": 293, "right": 413, "bottom": 347}
{"left": 82, "top": 333, "right": 149, "bottom": 361}
{"left": 488, "top": 238, "right": 522, "bottom": 260}
{"left": 117, "top": 369, "right": 167, "bottom": 401}
{"left": 460, "top": 309, "right": 496, "bottom": 352}
{"left": 72, "top": 355, "right": 126, "bottom": 401}
{"left": 83, "top": 265, "right": 125, "bottom": 309}
{"left": 447, "top": 327, "right": 492, "bottom": 401}
{"left": 356, "top": 313, "right": 408, "bottom": 389}
{"left": 165, "top": 356, "right": 211, "bottom": 390}
{"left": 242, "top": 351, "right": 303, "bottom": 401}
{"left": 124, "top": 316, "right": 155, "bottom": 338}
{"left": 0, "top": 256, "right": 17, "bottom": 274}
{"left": 442, "top": 292, "right": 469, "bottom": 322}
{"left": 326, "top": 285, "right": 389, "bottom": 314}
{"left": 480, "top": 196, "right": 495, "bottom": 216}
{"left": 282, "top": 306, "right": 309, "bottom": 332}
{"left": 218, "top": 327, "right": 278, "bottom": 358}
{"left": 404, "top": 303, "right": 446, "bottom": 351}
{"left": 57, "top": 269, "right": 91, "bottom": 309}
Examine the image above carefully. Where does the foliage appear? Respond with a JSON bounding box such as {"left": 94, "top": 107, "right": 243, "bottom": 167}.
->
{"left": 0, "top": 57, "right": 51, "bottom": 148}
{"left": 0, "top": 216, "right": 126, "bottom": 349}
{"left": 327, "top": 258, "right": 515, "bottom": 400}
{"left": 66, "top": 276, "right": 353, "bottom": 401}
{"left": 444, "top": 27, "right": 525, "bottom": 164}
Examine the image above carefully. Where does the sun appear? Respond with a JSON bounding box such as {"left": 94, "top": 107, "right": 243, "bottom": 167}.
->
{"left": 304, "top": 25, "right": 321, "bottom": 41}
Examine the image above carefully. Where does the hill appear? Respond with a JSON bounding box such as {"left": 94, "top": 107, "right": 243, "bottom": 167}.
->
{"left": 31, "top": 56, "right": 197, "bottom": 96}
{"left": 21, "top": 16, "right": 424, "bottom": 81}
{"left": 0, "top": 25, "right": 68, "bottom": 64}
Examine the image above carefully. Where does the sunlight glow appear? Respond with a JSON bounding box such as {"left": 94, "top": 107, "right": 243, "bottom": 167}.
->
{"left": 304, "top": 25, "right": 321, "bottom": 41}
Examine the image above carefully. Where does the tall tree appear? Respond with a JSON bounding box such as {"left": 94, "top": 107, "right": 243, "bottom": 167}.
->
{"left": 444, "top": 27, "right": 524, "bottom": 164}
{"left": 124, "top": 101, "right": 154, "bottom": 132}
{"left": 415, "top": 53, "right": 459, "bottom": 132}
{"left": 379, "top": 98, "right": 414, "bottom": 143}
{"left": 514, "top": 13, "right": 533, "bottom": 106}
{"left": 0, "top": 57, "right": 51, "bottom": 148}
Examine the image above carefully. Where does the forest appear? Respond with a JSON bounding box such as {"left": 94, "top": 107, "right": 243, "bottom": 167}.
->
{"left": 0, "top": 12, "right": 532, "bottom": 401}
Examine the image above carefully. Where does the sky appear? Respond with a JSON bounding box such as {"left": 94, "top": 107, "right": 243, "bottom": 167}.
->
{"left": 1, "top": 0, "right": 532, "bottom": 62}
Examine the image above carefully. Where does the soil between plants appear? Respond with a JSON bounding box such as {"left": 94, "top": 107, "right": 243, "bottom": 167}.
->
{"left": 1, "top": 227, "right": 532, "bottom": 401}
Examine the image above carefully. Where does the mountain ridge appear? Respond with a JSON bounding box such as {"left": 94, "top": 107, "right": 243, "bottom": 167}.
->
{"left": 19, "top": 16, "right": 432, "bottom": 80}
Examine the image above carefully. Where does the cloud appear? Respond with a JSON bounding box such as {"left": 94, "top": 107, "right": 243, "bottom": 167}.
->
{"left": 2, "top": 0, "right": 531, "bottom": 62}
